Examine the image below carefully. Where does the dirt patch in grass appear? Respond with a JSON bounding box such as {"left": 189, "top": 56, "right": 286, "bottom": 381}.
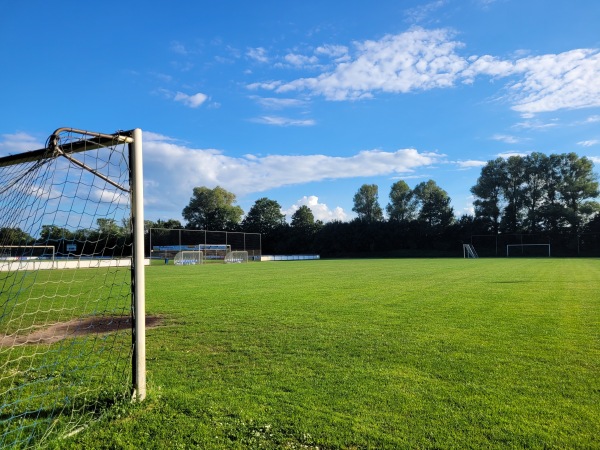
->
{"left": 0, "top": 315, "right": 163, "bottom": 347}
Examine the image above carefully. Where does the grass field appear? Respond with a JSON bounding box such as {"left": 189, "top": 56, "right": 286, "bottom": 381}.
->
{"left": 39, "top": 258, "right": 600, "bottom": 448}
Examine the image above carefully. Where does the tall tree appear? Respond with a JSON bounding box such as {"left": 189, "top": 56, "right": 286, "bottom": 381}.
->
{"left": 97, "top": 218, "right": 123, "bottom": 236}
{"left": 182, "top": 186, "right": 243, "bottom": 230}
{"left": 521, "top": 153, "right": 549, "bottom": 233}
{"left": 471, "top": 158, "right": 506, "bottom": 234}
{"left": 40, "top": 225, "right": 74, "bottom": 241}
{"left": 352, "top": 184, "right": 384, "bottom": 222}
{"left": 291, "top": 205, "right": 315, "bottom": 229}
{"left": 555, "top": 153, "right": 600, "bottom": 231}
{"left": 386, "top": 180, "right": 417, "bottom": 222}
{"left": 242, "top": 197, "right": 285, "bottom": 235}
{"left": 413, "top": 180, "right": 454, "bottom": 232}
{"left": 500, "top": 156, "right": 526, "bottom": 233}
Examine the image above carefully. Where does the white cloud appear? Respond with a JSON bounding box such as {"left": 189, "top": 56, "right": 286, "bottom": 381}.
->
{"left": 455, "top": 160, "right": 486, "bottom": 169}
{"left": 577, "top": 140, "right": 599, "bottom": 147}
{"left": 174, "top": 92, "right": 208, "bottom": 108}
{"left": 491, "top": 134, "right": 520, "bottom": 144}
{"left": 404, "top": 0, "right": 447, "bottom": 24}
{"left": 251, "top": 116, "right": 316, "bottom": 127}
{"left": 0, "top": 132, "right": 44, "bottom": 155}
{"left": 170, "top": 41, "right": 188, "bottom": 55}
{"left": 142, "top": 133, "right": 442, "bottom": 217}
{"left": 247, "top": 28, "right": 600, "bottom": 114}
{"left": 315, "top": 44, "right": 349, "bottom": 62}
{"left": 274, "top": 28, "right": 468, "bottom": 100}
{"left": 589, "top": 156, "right": 600, "bottom": 164}
{"left": 513, "top": 119, "right": 558, "bottom": 130}
{"left": 508, "top": 50, "right": 600, "bottom": 113}
{"left": 247, "top": 47, "right": 269, "bottom": 63}
{"left": 585, "top": 115, "right": 600, "bottom": 123}
{"left": 251, "top": 97, "right": 307, "bottom": 109}
{"left": 247, "top": 80, "right": 282, "bottom": 91}
{"left": 496, "top": 151, "right": 530, "bottom": 158}
{"left": 284, "top": 195, "right": 348, "bottom": 223}
{"left": 284, "top": 53, "right": 319, "bottom": 67}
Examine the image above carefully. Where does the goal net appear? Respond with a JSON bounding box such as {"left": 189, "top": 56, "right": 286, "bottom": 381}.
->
{"left": 224, "top": 251, "right": 249, "bottom": 263}
{"left": 174, "top": 250, "right": 204, "bottom": 265}
{"left": 0, "top": 128, "right": 146, "bottom": 448}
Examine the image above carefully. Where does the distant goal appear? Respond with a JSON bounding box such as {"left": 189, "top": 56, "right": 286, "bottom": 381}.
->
{"left": 174, "top": 250, "right": 204, "bottom": 265}
{"left": 224, "top": 251, "right": 248, "bottom": 263}
{"left": 506, "top": 244, "right": 551, "bottom": 257}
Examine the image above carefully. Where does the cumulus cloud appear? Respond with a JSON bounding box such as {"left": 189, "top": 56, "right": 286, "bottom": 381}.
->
{"left": 247, "top": 47, "right": 269, "bottom": 63}
{"left": 315, "top": 44, "right": 349, "bottom": 61}
{"left": 174, "top": 92, "right": 208, "bottom": 108}
{"left": 507, "top": 50, "right": 600, "bottom": 113}
{"left": 142, "top": 133, "right": 442, "bottom": 217}
{"left": 273, "top": 28, "right": 468, "bottom": 101}
{"left": 284, "top": 53, "right": 319, "bottom": 67}
{"left": 247, "top": 27, "right": 600, "bottom": 114}
{"left": 284, "top": 195, "right": 348, "bottom": 222}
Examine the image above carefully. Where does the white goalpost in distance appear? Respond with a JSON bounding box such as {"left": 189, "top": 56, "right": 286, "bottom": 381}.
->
{"left": 174, "top": 250, "right": 204, "bottom": 265}
{"left": 0, "top": 128, "right": 145, "bottom": 448}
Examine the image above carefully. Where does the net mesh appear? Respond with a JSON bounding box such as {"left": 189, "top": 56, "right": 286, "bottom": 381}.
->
{"left": 0, "top": 129, "right": 135, "bottom": 448}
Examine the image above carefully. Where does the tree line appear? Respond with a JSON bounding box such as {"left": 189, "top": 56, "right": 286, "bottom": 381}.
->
{"left": 159, "top": 152, "right": 598, "bottom": 256}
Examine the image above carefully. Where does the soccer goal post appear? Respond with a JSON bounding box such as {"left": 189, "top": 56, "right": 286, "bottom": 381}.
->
{"left": 174, "top": 250, "right": 204, "bottom": 265}
{"left": 224, "top": 250, "right": 249, "bottom": 263}
{"left": 463, "top": 244, "right": 478, "bottom": 259}
{"left": 0, "top": 127, "right": 145, "bottom": 448}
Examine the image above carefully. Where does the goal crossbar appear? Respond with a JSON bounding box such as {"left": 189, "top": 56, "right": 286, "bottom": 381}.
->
{"left": 0, "top": 128, "right": 134, "bottom": 168}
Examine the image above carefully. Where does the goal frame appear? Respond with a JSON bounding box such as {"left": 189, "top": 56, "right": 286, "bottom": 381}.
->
{"left": 174, "top": 250, "right": 204, "bottom": 265}
{"left": 0, "top": 127, "right": 146, "bottom": 401}
{"left": 506, "top": 243, "right": 551, "bottom": 257}
{"left": 224, "top": 250, "right": 249, "bottom": 263}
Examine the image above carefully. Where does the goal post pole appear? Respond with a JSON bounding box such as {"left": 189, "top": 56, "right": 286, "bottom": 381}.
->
{"left": 130, "top": 128, "right": 146, "bottom": 401}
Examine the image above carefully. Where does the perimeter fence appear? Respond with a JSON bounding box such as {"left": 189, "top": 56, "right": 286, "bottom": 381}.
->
{"left": 147, "top": 228, "right": 261, "bottom": 260}
{"left": 470, "top": 233, "right": 600, "bottom": 257}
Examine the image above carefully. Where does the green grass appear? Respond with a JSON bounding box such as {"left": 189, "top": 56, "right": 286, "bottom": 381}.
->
{"left": 32, "top": 259, "right": 600, "bottom": 447}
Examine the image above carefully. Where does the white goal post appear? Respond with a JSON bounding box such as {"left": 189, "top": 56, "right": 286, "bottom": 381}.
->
{"left": 463, "top": 244, "right": 478, "bottom": 259}
{"left": 224, "top": 250, "right": 249, "bottom": 263}
{"left": 506, "top": 243, "right": 551, "bottom": 257}
{"left": 0, "top": 127, "right": 146, "bottom": 447}
{"left": 174, "top": 250, "right": 204, "bottom": 265}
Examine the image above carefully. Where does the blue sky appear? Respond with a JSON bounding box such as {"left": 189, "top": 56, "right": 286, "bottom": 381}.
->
{"left": 1, "top": 0, "right": 600, "bottom": 223}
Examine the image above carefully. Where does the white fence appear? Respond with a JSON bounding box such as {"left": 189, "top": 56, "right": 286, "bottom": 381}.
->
{"left": 260, "top": 255, "right": 320, "bottom": 261}
{"left": 0, "top": 258, "right": 150, "bottom": 271}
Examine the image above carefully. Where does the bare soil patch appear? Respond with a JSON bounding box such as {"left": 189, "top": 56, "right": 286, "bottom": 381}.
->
{"left": 0, "top": 315, "right": 163, "bottom": 347}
